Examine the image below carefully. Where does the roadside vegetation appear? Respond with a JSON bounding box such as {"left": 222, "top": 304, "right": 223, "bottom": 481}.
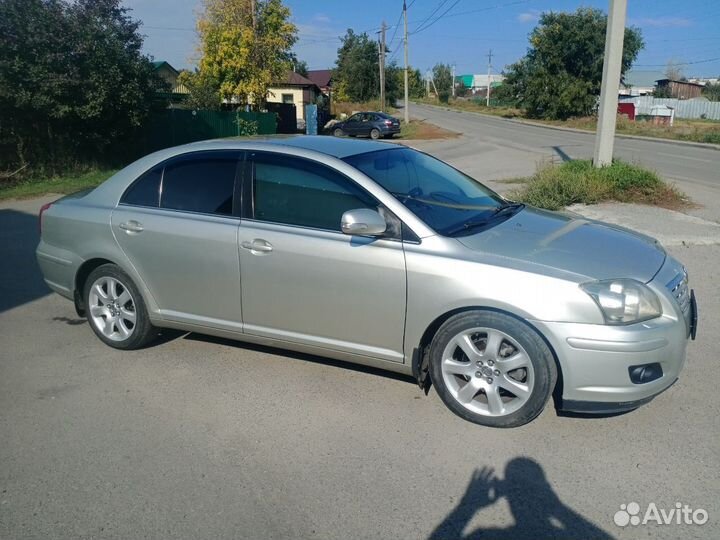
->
{"left": 0, "top": 169, "right": 116, "bottom": 201}
{"left": 507, "top": 160, "right": 689, "bottom": 211}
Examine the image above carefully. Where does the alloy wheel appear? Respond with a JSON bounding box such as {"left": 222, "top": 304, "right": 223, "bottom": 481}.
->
{"left": 88, "top": 276, "right": 136, "bottom": 342}
{"left": 440, "top": 327, "right": 535, "bottom": 417}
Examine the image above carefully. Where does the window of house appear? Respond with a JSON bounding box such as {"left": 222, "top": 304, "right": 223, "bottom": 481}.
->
{"left": 282, "top": 93, "right": 294, "bottom": 104}
{"left": 251, "top": 153, "right": 377, "bottom": 231}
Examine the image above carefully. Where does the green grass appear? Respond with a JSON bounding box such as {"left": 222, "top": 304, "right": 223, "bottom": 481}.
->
{"left": 508, "top": 160, "right": 689, "bottom": 211}
{"left": 0, "top": 168, "right": 117, "bottom": 201}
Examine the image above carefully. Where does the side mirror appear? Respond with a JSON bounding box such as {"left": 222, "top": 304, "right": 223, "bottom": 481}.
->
{"left": 341, "top": 208, "right": 387, "bottom": 236}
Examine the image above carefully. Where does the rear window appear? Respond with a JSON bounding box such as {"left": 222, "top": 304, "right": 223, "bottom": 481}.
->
{"left": 161, "top": 156, "right": 238, "bottom": 215}
{"left": 121, "top": 167, "right": 161, "bottom": 207}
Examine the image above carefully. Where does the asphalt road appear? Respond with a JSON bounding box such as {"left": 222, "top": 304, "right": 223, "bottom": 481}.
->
{"left": 407, "top": 102, "right": 720, "bottom": 222}
{"left": 1, "top": 194, "right": 718, "bottom": 540}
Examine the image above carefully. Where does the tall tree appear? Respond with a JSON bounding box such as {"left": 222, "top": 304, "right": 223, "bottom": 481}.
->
{"left": 432, "top": 63, "right": 453, "bottom": 103}
{"left": 0, "top": 0, "right": 164, "bottom": 172}
{"left": 333, "top": 29, "right": 380, "bottom": 102}
{"left": 197, "top": 0, "right": 297, "bottom": 106}
{"left": 500, "top": 8, "right": 643, "bottom": 119}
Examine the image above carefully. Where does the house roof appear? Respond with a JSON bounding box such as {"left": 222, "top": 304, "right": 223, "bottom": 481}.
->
{"left": 306, "top": 69, "right": 333, "bottom": 87}
{"left": 277, "top": 71, "right": 320, "bottom": 89}
{"left": 152, "top": 60, "right": 179, "bottom": 76}
{"left": 655, "top": 78, "right": 705, "bottom": 87}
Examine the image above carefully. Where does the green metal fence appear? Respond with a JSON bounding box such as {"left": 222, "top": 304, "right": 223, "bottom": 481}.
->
{"left": 139, "top": 109, "right": 277, "bottom": 154}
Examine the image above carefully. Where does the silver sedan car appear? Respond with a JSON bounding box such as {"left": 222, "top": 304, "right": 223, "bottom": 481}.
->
{"left": 36, "top": 136, "right": 697, "bottom": 427}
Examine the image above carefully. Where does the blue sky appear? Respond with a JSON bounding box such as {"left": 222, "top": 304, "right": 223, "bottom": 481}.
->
{"left": 122, "top": 0, "right": 720, "bottom": 78}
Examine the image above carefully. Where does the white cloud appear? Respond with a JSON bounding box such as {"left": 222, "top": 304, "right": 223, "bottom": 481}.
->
{"left": 632, "top": 17, "right": 692, "bottom": 28}
{"left": 517, "top": 11, "right": 540, "bottom": 23}
{"left": 313, "top": 13, "right": 331, "bottom": 24}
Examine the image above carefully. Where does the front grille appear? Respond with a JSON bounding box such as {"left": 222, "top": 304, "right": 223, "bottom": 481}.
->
{"left": 667, "top": 271, "right": 690, "bottom": 315}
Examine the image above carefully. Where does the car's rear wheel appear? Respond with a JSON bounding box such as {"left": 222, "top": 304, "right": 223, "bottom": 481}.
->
{"left": 370, "top": 128, "right": 381, "bottom": 140}
{"left": 84, "top": 264, "right": 157, "bottom": 350}
{"left": 333, "top": 127, "right": 344, "bottom": 137}
{"left": 428, "top": 311, "right": 556, "bottom": 428}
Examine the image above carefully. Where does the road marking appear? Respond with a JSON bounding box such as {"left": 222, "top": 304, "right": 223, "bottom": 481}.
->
{"left": 662, "top": 153, "right": 715, "bottom": 163}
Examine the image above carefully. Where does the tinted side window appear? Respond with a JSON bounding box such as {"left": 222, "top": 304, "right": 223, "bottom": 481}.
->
{"left": 252, "top": 154, "right": 376, "bottom": 231}
{"left": 161, "top": 155, "right": 238, "bottom": 215}
{"left": 122, "top": 167, "right": 162, "bottom": 207}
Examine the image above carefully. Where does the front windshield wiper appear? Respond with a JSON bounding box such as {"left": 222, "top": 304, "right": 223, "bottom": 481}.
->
{"left": 445, "top": 202, "right": 525, "bottom": 236}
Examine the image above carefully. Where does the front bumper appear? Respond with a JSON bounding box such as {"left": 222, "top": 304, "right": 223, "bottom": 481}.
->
{"left": 530, "top": 288, "right": 694, "bottom": 412}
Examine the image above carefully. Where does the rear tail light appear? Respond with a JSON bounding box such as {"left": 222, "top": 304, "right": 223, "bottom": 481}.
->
{"left": 39, "top": 202, "right": 52, "bottom": 235}
{"left": 384, "top": 120, "right": 393, "bottom": 126}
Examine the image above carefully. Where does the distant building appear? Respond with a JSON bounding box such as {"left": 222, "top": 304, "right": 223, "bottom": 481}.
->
{"left": 267, "top": 72, "right": 322, "bottom": 125}
{"left": 152, "top": 60, "right": 189, "bottom": 96}
{"left": 306, "top": 69, "right": 333, "bottom": 96}
{"left": 455, "top": 74, "right": 505, "bottom": 95}
{"left": 654, "top": 79, "right": 704, "bottom": 100}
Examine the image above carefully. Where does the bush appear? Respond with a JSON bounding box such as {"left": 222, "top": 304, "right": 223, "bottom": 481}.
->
{"left": 438, "top": 91, "right": 450, "bottom": 104}
{"left": 509, "top": 160, "right": 687, "bottom": 210}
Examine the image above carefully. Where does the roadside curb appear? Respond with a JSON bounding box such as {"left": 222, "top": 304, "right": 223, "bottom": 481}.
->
{"left": 411, "top": 102, "right": 720, "bottom": 152}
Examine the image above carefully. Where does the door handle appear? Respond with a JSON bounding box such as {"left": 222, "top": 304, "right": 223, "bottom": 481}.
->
{"left": 241, "top": 239, "right": 273, "bottom": 254}
{"left": 119, "top": 220, "right": 144, "bottom": 233}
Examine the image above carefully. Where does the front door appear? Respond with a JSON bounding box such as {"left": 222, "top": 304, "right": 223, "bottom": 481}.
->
{"left": 237, "top": 151, "right": 407, "bottom": 362}
{"left": 112, "top": 151, "right": 244, "bottom": 330}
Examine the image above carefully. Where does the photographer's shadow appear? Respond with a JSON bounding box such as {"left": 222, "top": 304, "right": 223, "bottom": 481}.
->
{"left": 429, "top": 458, "right": 614, "bottom": 540}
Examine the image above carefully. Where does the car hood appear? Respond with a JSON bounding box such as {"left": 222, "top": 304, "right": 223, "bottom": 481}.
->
{"left": 456, "top": 207, "right": 666, "bottom": 282}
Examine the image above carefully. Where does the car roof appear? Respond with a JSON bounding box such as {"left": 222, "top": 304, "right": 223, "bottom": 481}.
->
{"left": 185, "top": 134, "right": 398, "bottom": 159}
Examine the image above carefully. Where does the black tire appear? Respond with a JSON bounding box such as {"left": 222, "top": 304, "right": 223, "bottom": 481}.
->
{"left": 370, "top": 128, "right": 381, "bottom": 140}
{"left": 428, "top": 310, "right": 557, "bottom": 428}
{"left": 83, "top": 264, "right": 157, "bottom": 350}
{"left": 333, "top": 127, "right": 344, "bottom": 137}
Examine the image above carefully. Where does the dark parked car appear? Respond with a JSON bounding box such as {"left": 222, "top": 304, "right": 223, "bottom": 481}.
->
{"left": 332, "top": 112, "right": 401, "bottom": 139}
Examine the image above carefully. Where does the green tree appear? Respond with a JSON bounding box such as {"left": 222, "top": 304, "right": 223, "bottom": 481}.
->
{"left": 702, "top": 81, "right": 720, "bottom": 101}
{"left": 294, "top": 60, "right": 309, "bottom": 77}
{"left": 0, "top": 0, "right": 164, "bottom": 172}
{"left": 177, "top": 69, "right": 222, "bottom": 110}
{"left": 501, "top": 8, "right": 643, "bottom": 119}
{"left": 333, "top": 29, "right": 380, "bottom": 102}
{"left": 432, "top": 63, "right": 453, "bottom": 103}
{"left": 197, "top": 0, "right": 297, "bottom": 107}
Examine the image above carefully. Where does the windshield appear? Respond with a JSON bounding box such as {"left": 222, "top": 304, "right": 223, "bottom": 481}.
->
{"left": 344, "top": 147, "right": 508, "bottom": 235}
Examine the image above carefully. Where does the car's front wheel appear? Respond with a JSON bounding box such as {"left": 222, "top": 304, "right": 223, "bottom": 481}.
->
{"left": 84, "top": 264, "right": 157, "bottom": 350}
{"left": 333, "top": 127, "right": 344, "bottom": 137}
{"left": 429, "top": 311, "right": 557, "bottom": 427}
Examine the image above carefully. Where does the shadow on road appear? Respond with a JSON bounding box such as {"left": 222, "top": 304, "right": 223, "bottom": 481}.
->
{"left": 429, "top": 458, "right": 615, "bottom": 540}
{"left": 551, "top": 145, "right": 574, "bottom": 163}
{"left": 0, "top": 209, "right": 50, "bottom": 313}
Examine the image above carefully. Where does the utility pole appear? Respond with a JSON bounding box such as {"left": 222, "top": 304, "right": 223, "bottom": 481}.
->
{"left": 403, "top": 0, "right": 410, "bottom": 123}
{"left": 250, "top": 0, "right": 256, "bottom": 31}
{"left": 486, "top": 49, "right": 493, "bottom": 107}
{"left": 378, "top": 21, "right": 386, "bottom": 112}
{"left": 593, "top": 0, "right": 627, "bottom": 167}
{"left": 451, "top": 63, "right": 456, "bottom": 98}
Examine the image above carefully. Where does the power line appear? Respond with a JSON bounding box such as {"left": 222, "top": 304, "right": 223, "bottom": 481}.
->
{"left": 413, "top": 0, "right": 462, "bottom": 35}
{"left": 634, "top": 56, "right": 720, "bottom": 67}
{"left": 411, "top": 0, "right": 452, "bottom": 34}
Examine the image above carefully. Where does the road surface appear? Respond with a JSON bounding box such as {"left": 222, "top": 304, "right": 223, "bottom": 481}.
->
{"left": 408, "top": 102, "right": 720, "bottom": 221}
{"left": 1, "top": 194, "right": 718, "bottom": 540}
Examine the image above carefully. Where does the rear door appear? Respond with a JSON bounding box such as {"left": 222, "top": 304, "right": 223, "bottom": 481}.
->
{"left": 111, "top": 151, "right": 244, "bottom": 331}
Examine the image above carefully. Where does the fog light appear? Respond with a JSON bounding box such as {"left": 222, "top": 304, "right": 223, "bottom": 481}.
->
{"left": 628, "top": 363, "right": 663, "bottom": 384}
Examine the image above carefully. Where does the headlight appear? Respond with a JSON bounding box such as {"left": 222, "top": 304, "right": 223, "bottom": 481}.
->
{"left": 581, "top": 279, "right": 662, "bottom": 325}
